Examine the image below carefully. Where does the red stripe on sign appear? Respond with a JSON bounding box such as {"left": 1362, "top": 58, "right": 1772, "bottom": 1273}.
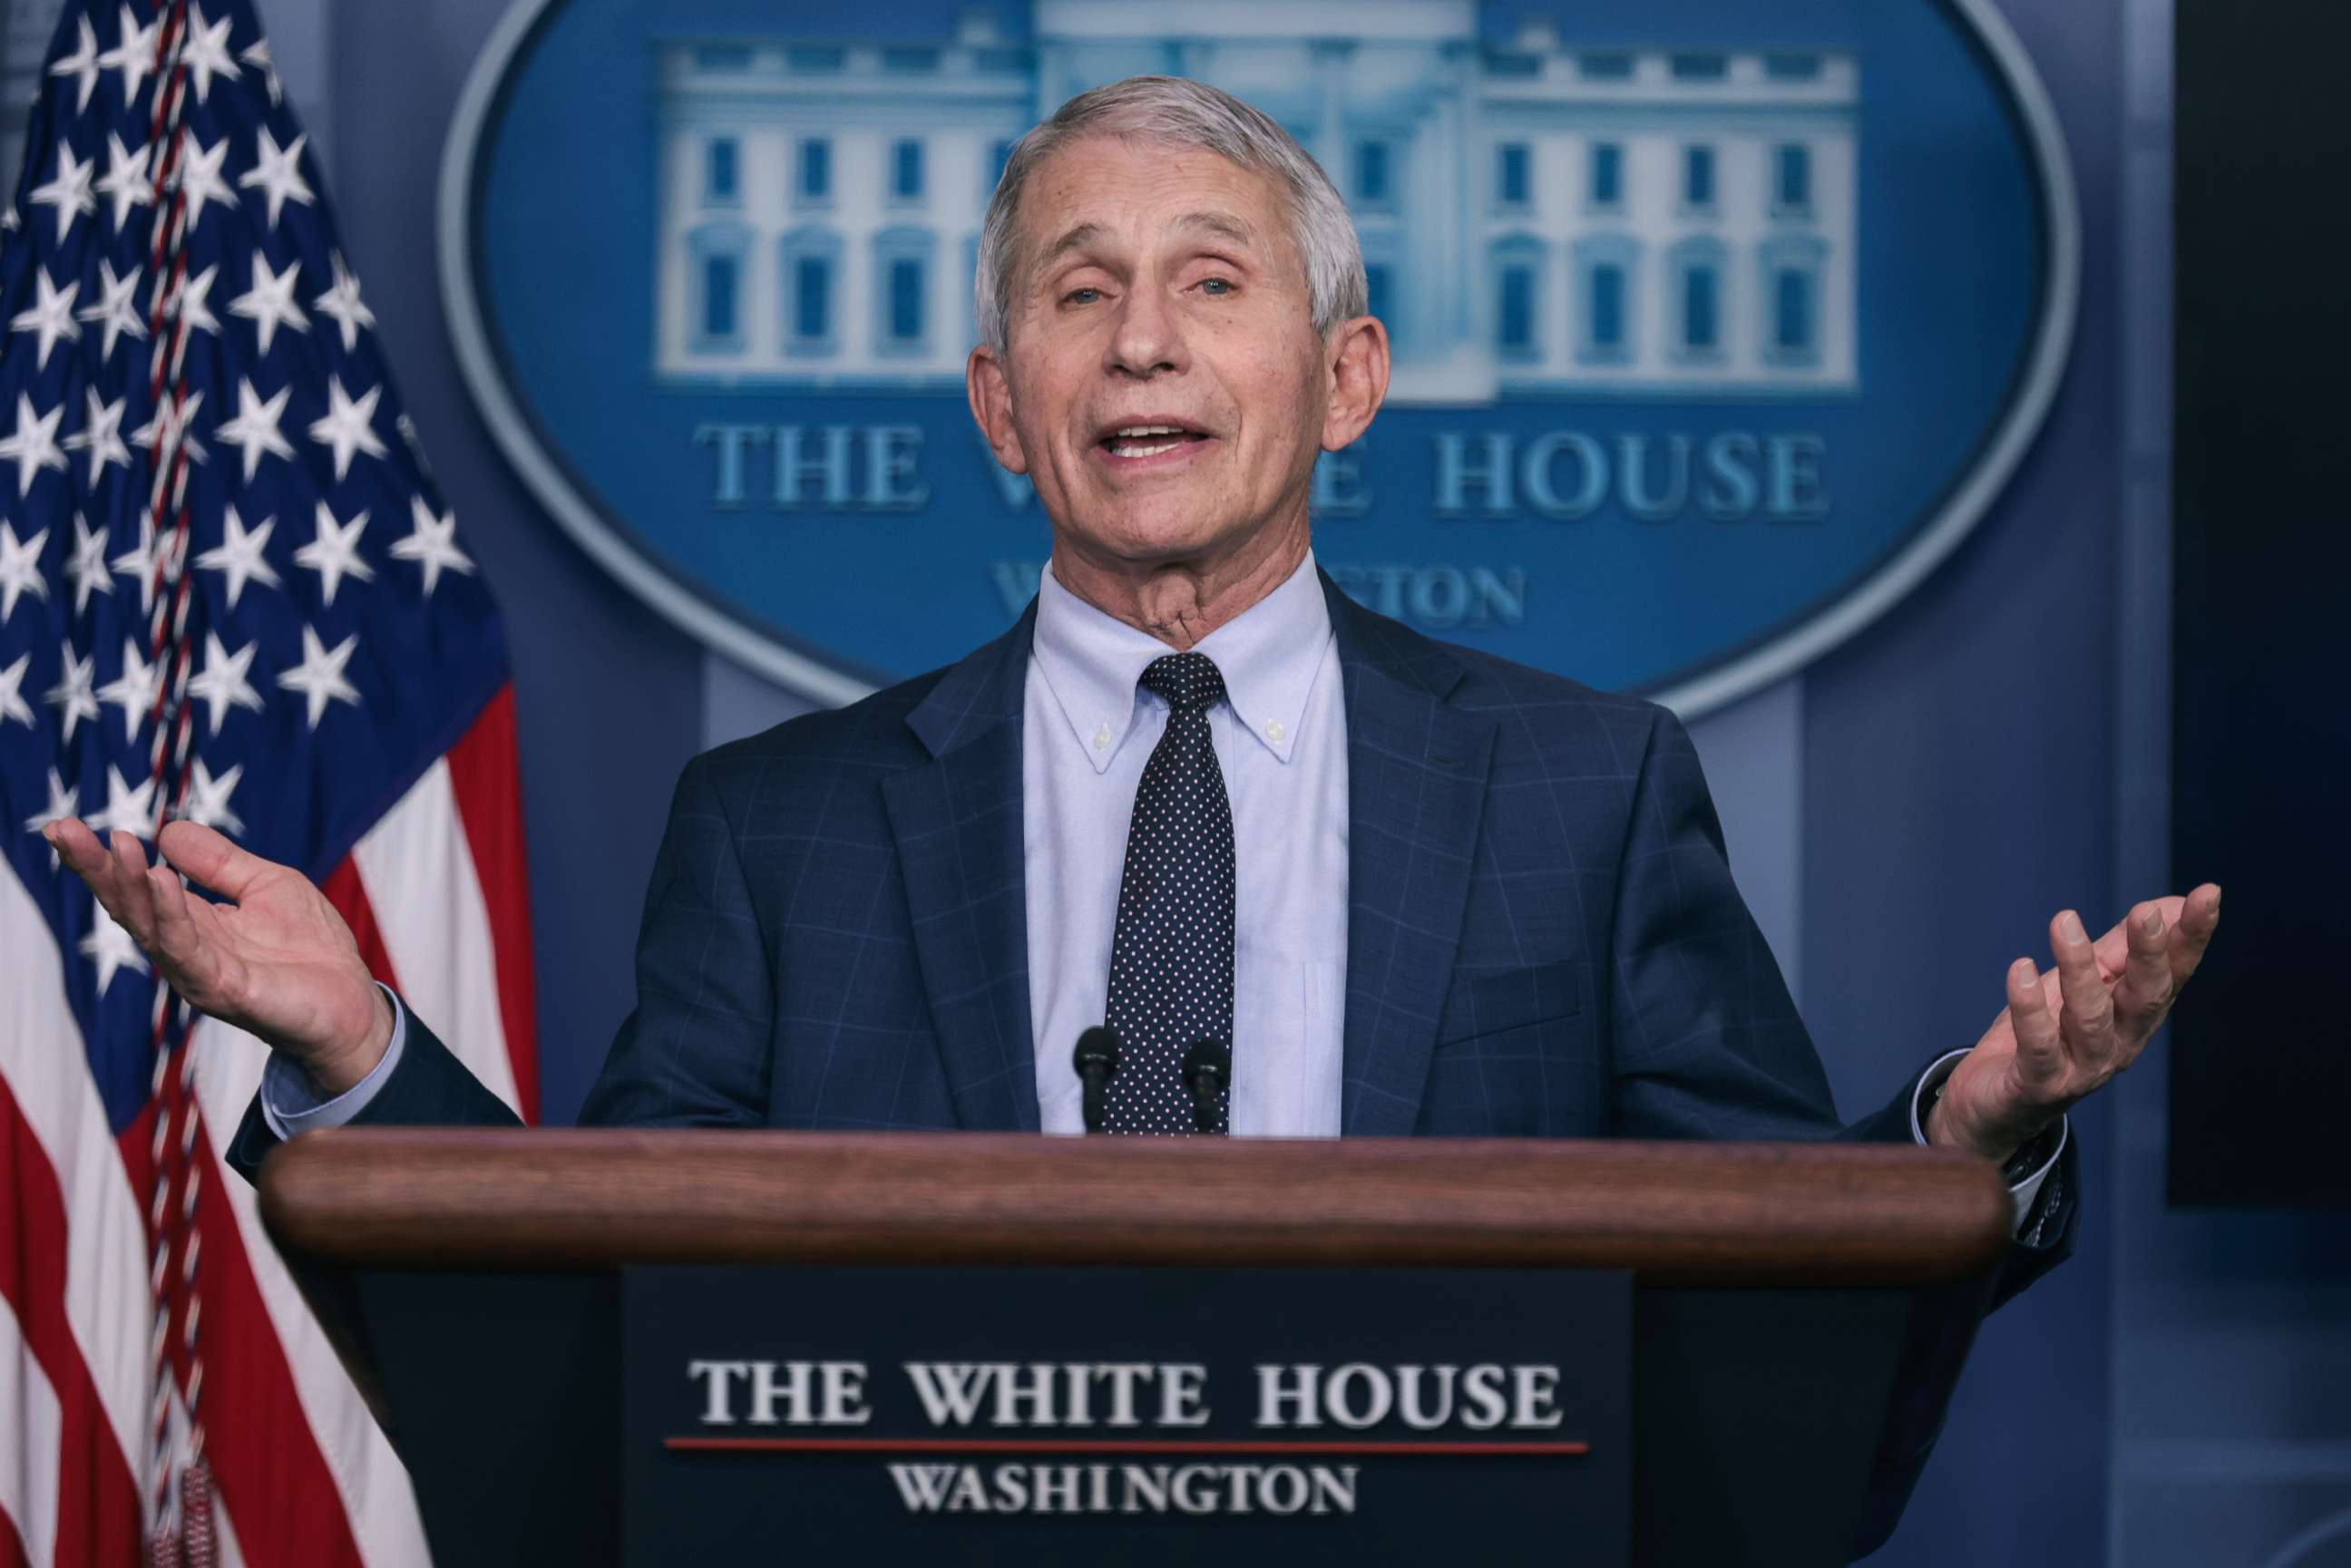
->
{"left": 444, "top": 685, "right": 540, "bottom": 1124}
{"left": 665, "top": 1437, "right": 1593, "bottom": 1456}
{"left": 0, "top": 1076, "right": 145, "bottom": 1566}
{"left": 134, "top": 1101, "right": 366, "bottom": 1568}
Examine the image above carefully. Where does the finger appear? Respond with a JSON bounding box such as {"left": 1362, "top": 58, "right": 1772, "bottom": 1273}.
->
{"left": 143, "top": 863, "right": 221, "bottom": 1001}
{"left": 45, "top": 817, "right": 129, "bottom": 901}
{"left": 105, "top": 830, "right": 161, "bottom": 948}
{"left": 2112, "top": 901, "right": 2173, "bottom": 1040}
{"left": 2169, "top": 882, "right": 2222, "bottom": 989}
{"left": 156, "top": 819, "right": 275, "bottom": 903}
{"left": 2008, "top": 957, "right": 2065, "bottom": 1086}
{"left": 2050, "top": 909, "right": 2113, "bottom": 1073}
{"left": 2091, "top": 894, "right": 2192, "bottom": 978}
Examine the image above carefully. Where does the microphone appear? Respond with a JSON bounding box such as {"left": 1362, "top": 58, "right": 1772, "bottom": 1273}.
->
{"left": 1073, "top": 1027, "right": 1121, "bottom": 1135}
{"left": 1180, "top": 1037, "right": 1232, "bottom": 1135}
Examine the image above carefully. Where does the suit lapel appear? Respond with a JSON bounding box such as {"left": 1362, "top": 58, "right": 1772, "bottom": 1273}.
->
{"left": 882, "top": 606, "right": 1040, "bottom": 1131}
{"left": 1323, "top": 574, "right": 1498, "bottom": 1136}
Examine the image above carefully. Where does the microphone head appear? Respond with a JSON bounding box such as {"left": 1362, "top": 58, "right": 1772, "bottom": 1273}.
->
{"left": 1073, "top": 1026, "right": 1121, "bottom": 1077}
{"left": 1181, "top": 1037, "right": 1232, "bottom": 1090}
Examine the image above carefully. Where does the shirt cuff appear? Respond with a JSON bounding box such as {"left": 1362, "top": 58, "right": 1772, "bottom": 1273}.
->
{"left": 259, "top": 983, "right": 408, "bottom": 1140}
{"left": 1909, "top": 1047, "right": 2068, "bottom": 1233}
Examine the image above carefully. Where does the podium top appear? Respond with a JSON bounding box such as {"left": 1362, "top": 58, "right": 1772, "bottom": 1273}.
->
{"left": 259, "top": 1130, "right": 2012, "bottom": 1286}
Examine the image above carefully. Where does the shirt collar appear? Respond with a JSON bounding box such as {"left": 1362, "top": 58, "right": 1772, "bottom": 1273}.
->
{"left": 1030, "top": 547, "right": 1333, "bottom": 774}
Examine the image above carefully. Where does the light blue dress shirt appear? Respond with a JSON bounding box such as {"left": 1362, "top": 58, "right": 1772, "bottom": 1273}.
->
{"left": 264, "top": 547, "right": 2058, "bottom": 1225}
{"left": 1023, "top": 548, "right": 1349, "bottom": 1136}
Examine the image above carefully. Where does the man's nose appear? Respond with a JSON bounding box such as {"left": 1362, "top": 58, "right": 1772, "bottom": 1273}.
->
{"left": 1105, "top": 278, "right": 1185, "bottom": 377}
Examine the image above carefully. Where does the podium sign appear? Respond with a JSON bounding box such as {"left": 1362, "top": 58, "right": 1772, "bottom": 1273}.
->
{"left": 622, "top": 1266, "right": 1632, "bottom": 1565}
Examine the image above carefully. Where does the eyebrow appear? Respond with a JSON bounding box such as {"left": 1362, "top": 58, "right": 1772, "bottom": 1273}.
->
{"left": 1035, "top": 209, "right": 1262, "bottom": 271}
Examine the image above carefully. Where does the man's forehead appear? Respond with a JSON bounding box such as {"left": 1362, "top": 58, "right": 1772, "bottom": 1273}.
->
{"left": 1038, "top": 208, "right": 1263, "bottom": 268}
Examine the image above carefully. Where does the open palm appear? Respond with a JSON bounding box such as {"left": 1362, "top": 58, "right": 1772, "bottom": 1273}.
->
{"left": 1932, "top": 886, "right": 2221, "bottom": 1161}
{"left": 43, "top": 815, "right": 394, "bottom": 1095}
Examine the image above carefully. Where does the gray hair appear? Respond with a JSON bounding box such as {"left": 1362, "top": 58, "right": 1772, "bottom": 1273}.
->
{"left": 973, "top": 74, "right": 1367, "bottom": 357}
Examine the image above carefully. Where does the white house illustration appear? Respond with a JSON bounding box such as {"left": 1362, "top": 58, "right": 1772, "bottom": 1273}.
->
{"left": 652, "top": 1, "right": 1858, "bottom": 399}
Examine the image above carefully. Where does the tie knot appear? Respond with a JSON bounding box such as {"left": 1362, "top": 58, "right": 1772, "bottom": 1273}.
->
{"left": 1140, "top": 652, "right": 1226, "bottom": 714}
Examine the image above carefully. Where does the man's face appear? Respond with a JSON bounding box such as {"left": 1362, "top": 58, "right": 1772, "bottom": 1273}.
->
{"left": 968, "top": 134, "right": 1356, "bottom": 573}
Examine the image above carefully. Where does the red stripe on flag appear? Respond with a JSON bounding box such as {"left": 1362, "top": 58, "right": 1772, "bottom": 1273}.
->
{"left": 0, "top": 1502, "right": 32, "bottom": 1568}
{"left": 444, "top": 685, "right": 541, "bottom": 1124}
{"left": 0, "top": 1076, "right": 145, "bottom": 1566}
{"left": 122, "top": 1097, "right": 365, "bottom": 1568}
{"left": 317, "top": 857, "right": 397, "bottom": 993}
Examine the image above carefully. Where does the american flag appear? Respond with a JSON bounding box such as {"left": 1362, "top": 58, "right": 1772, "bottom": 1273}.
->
{"left": 0, "top": 1, "right": 538, "bottom": 1563}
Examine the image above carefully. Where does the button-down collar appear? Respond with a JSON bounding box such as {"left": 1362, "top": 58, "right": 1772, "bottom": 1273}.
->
{"left": 1030, "top": 548, "right": 1333, "bottom": 774}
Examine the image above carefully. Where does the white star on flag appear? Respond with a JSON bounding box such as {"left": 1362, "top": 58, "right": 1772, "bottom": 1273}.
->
{"left": 276, "top": 624, "right": 362, "bottom": 728}
{"left": 296, "top": 501, "right": 374, "bottom": 605}
{"left": 307, "top": 375, "right": 386, "bottom": 480}
{"left": 0, "top": 394, "right": 69, "bottom": 495}
{"left": 0, "top": 650, "right": 32, "bottom": 728}
{"left": 43, "top": 643, "right": 100, "bottom": 743}
{"left": 10, "top": 268, "right": 82, "bottom": 370}
{"left": 75, "top": 258, "right": 147, "bottom": 361}
{"left": 229, "top": 252, "right": 307, "bottom": 353}
{"left": 28, "top": 141, "right": 95, "bottom": 241}
{"left": 391, "top": 497, "right": 474, "bottom": 597}
{"left": 172, "top": 132, "right": 237, "bottom": 229}
{"left": 84, "top": 762, "right": 157, "bottom": 841}
{"left": 63, "top": 514, "right": 112, "bottom": 613}
{"left": 130, "top": 389, "right": 207, "bottom": 469}
{"left": 187, "top": 630, "right": 265, "bottom": 735}
{"left": 240, "top": 34, "right": 284, "bottom": 105}
{"left": 215, "top": 375, "right": 296, "bottom": 481}
{"left": 193, "top": 505, "right": 280, "bottom": 609}
{"left": 180, "top": 4, "right": 242, "bottom": 104}
{"left": 79, "top": 904, "right": 149, "bottom": 998}
{"left": 62, "top": 385, "right": 131, "bottom": 485}
{"left": 0, "top": 521, "right": 48, "bottom": 622}
{"left": 98, "top": 3, "right": 159, "bottom": 105}
{"left": 96, "top": 636, "right": 160, "bottom": 740}
{"left": 49, "top": 15, "right": 102, "bottom": 112}
{"left": 168, "top": 263, "right": 224, "bottom": 338}
{"left": 22, "top": 767, "right": 79, "bottom": 860}
{"left": 313, "top": 252, "right": 375, "bottom": 351}
{"left": 239, "top": 128, "right": 313, "bottom": 229}
{"left": 109, "top": 515, "right": 173, "bottom": 613}
{"left": 177, "top": 758, "right": 245, "bottom": 837}
{"left": 94, "top": 132, "right": 151, "bottom": 230}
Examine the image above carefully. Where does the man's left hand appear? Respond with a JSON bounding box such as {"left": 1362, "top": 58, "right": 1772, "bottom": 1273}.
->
{"left": 1927, "top": 885, "right": 2223, "bottom": 1164}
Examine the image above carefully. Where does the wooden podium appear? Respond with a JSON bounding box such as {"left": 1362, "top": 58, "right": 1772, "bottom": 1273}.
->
{"left": 259, "top": 1132, "right": 2013, "bottom": 1567}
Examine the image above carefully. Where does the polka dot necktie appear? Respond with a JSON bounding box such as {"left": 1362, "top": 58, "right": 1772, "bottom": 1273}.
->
{"left": 1100, "top": 652, "right": 1236, "bottom": 1135}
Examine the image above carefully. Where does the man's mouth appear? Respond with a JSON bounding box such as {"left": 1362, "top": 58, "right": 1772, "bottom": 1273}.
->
{"left": 1097, "top": 423, "right": 1214, "bottom": 461}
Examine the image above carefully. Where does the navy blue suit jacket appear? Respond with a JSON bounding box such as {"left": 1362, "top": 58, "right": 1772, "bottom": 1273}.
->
{"left": 229, "top": 570, "right": 2075, "bottom": 1552}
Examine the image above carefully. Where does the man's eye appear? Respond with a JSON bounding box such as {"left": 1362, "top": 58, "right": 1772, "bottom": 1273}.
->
{"left": 1065, "top": 287, "right": 1101, "bottom": 305}
{"left": 1200, "top": 278, "right": 1234, "bottom": 296}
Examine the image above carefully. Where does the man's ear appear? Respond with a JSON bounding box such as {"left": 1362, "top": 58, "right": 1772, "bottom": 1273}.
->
{"left": 966, "top": 345, "right": 1030, "bottom": 475}
{"left": 1322, "top": 314, "right": 1390, "bottom": 453}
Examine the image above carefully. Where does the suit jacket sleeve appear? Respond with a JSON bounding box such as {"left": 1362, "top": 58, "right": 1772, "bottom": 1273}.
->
{"left": 227, "top": 752, "right": 777, "bottom": 1185}
{"left": 1600, "top": 705, "right": 2079, "bottom": 1561}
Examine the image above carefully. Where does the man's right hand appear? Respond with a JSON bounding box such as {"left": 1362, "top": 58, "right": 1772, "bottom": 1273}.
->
{"left": 44, "top": 816, "right": 393, "bottom": 1096}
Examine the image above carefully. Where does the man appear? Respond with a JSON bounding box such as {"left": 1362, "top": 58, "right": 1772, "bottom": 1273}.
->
{"left": 46, "top": 73, "right": 2218, "bottom": 1547}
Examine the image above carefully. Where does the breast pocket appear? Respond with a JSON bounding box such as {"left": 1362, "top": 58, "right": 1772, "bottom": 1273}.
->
{"left": 1435, "top": 959, "right": 1583, "bottom": 1046}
